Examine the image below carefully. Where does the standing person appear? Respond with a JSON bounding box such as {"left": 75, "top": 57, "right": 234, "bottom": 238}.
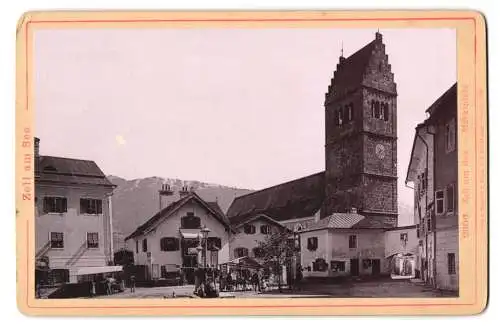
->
{"left": 295, "top": 265, "right": 303, "bottom": 291}
{"left": 90, "top": 281, "right": 96, "bottom": 297}
{"left": 226, "top": 272, "right": 233, "bottom": 292}
{"left": 251, "top": 271, "right": 259, "bottom": 292}
{"left": 130, "top": 275, "right": 136, "bottom": 293}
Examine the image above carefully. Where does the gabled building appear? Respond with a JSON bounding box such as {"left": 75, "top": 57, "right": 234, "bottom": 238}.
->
{"left": 124, "top": 192, "right": 232, "bottom": 283}
{"left": 34, "top": 138, "right": 121, "bottom": 285}
{"left": 406, "top": 83, "right": 458, "bottom": 291}
{"left": 229, "top": 214, "right": 287, "bottom": 261}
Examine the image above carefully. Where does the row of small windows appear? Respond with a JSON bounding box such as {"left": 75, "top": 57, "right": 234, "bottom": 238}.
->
{"left": 371, "top": 100, "right": 390, "bottom": 121}
{"left": 307, "top": 235, "right": 357, "bottom": 251}
{"left": 243, "top": 224, "right": 272, "bottom": 235}
{"left": 135, "top": 237, "right": 222, "bottom": 253}
{"left": 41, "top": 197, "right": 103, "bottom": 215}
{"left": 49, "top": 232, "right": 99, "bottom": 249}
{"left": 333, "top": 100, "right": 391, "bottom": 126}
{"left": 233, "top": 247, "right": 265, "bottom": 258}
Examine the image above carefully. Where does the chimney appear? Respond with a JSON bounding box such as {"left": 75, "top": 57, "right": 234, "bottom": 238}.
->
{"left": 34, "top": 137, "right": 40, "bottom": 158}
{"left": 34, "top": 137, "right": 40, "bottom": 177}
{"left": 179, "top": 184, "right": 190, "bottom": 198}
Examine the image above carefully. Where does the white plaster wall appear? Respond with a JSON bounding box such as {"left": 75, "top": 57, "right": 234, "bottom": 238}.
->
{"left": 129, "top": 199, "right": 230, "bottom": 268}
{"left": 35, "top": 183, "right": 114, "bottom": 270}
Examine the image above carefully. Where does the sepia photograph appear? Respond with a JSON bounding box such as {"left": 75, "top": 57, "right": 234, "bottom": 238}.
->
{"left": 30, "top": 24, "right": 462, "bottom": 300}
{"left": 14, "top": 11, "right": 488, "bottom": 316}
{"left": 31, "top": 25, "right": 459, "bottom": 300}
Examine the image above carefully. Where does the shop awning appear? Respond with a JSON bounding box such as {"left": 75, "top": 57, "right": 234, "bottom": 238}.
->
{"left": 73, "top": 266, "right": 123, "bottom": 276}
{"left": 180, "top": 231, "right": 200, "bottom": 239}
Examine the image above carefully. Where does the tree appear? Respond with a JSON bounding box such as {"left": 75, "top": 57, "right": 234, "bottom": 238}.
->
{"left": 256, "top": 228, "right": 298, "bottom": 292}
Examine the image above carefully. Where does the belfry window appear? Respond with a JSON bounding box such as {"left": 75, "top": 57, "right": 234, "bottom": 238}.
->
{"left": 372, "top": 100, "right": 389, "bottom": 121}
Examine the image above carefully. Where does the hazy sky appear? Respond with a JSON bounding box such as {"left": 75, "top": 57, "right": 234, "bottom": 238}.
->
{"left": 34, "top": 28, "right": 456, "bottom": 206}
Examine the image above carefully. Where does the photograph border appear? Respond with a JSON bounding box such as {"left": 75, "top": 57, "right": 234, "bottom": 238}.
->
{"left": 15, "top": 10, "right": 487, "bottom": 316}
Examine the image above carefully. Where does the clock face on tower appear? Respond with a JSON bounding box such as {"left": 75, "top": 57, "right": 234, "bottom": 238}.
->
{"left": 375, "top": 143, "right": 386, "bottom": 159}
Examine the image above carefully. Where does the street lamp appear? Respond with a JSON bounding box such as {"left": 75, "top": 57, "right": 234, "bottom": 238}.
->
{"left": 200, "top": 226, "right": 211, "bottom": 268}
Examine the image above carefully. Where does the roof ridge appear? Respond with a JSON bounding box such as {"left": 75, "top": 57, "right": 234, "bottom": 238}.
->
{"left": 231, "top": 171, "right": 324, "bottom": 201}
{"left": 40, "top": 155, "right": 97, "bottom": 163}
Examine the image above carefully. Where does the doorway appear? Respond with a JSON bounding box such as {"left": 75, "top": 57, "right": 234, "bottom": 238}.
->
{"left": 350, "top": 258, "right": 359, "bottom": 276}
{"left": 372, "top": 259, "right": 381, "bottom": 276}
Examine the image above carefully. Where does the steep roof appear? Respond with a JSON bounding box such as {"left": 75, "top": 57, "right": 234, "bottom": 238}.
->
{"left": 425, "top": 82, "right": 458, "bottom": 118}
{"left": 233, "top": 214, "right": 286, "bottom": 229}
{"left": 36, "top": 155, "right": 114, "bottom": 187}
{"left": 226, "top": 172, "right": 325, "bottom": 226}
{"left": 301, "top": 213, "right": 368, "bottom": 232}
{"left": 125, "top": 192, "right": 231, "bottom": 241}
{"left": 332, "top": 39, "right": 377, "bottom": 93}
{"left": 405, "top": 82, "right": 457, "bottom": 183}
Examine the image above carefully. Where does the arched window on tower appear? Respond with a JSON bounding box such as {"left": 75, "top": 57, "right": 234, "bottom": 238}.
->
{"left": 371, "top": 100, "right": 375, "bottom": 118}
{"left": 338, "top": 107, "right": 344, "bottom": 126}
{"left": 349, "top": 102, "right": 354, "bottom": 121}
{"left": 344, "top": 103, "right": 353, "bottom": 123}
{"left": 374, "top": 101, "right": 381, "bottom": 119}
{"left": 383, "top": 103, "right": 389, "bottom": 121}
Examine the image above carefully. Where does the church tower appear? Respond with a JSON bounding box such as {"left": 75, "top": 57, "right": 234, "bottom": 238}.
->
{"left": 322, "top": 32, "right": 398, "bottom": 228}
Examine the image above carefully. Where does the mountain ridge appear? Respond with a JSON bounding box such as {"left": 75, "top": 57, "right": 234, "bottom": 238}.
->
{"left": 109, "top": 175, "right": 414, "bottom": 250}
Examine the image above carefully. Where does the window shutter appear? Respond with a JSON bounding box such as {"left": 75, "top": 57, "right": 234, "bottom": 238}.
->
{"left": 43, "top": 197, "right": 48, "bottom": 213}
{"left": 80, "top": 199, "right": 85, "bottom": 214}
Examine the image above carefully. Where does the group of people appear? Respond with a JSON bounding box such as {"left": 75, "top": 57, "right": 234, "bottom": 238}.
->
{"left": 218, "top": 269, "right": 270, "bottom": 292}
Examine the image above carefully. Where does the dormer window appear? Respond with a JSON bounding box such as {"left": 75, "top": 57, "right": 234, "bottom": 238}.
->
{"left": 260, "top": 225, "right": 271, "bottom": 234}
{"left": 244, "top": 224, "right": 256, "bottom": 234}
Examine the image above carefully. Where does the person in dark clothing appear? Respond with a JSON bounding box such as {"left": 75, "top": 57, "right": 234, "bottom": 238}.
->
{"left": 226, "top": 273, "right": 233, "bottom": 291}
{"left": 251, "top": 272, "right": 261, "bottom": 292}
{"left": 295, "top": 265, "right": 303, "bottom": 290}
{"left": 130, "top": 275, "right": 136, "bottom": 293}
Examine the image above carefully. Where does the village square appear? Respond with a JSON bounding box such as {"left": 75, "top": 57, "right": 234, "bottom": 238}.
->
{"left": 34, "top": 31, "right": 458, "bottom": 299}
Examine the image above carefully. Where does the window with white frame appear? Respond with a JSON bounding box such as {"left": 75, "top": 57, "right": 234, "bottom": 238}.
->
{"left": 86, "top": 232, "right": 99, "bottom": 248}
{"left": 307, "top": 237, "right": 318, "bottom": 251}
{"left": 50, "top": 232, "right": 64, "bottom": 249}
{"left": 447, "top": 253, "right": 456, "bottom": 275}
{"left": 244, "top": 224, "right": 256, "bottom": 234}
{"left": 260, "top": 225, "right": 271, "bottom": 234}
{"left": 43, "top": 197, "right": 67, "bottom": 213}
{"left": 80, "top": 198, "right": 103, "bottom": 215}
{"left": 349, "top": 235, "right": 357, "bottom": 249}
{"left": 435, "top": 190, "right": 445, "bottom": 215}
{"left": 445, "top": 118, "right": 456, "bottom": 153}
{"left": 446, "top": 184, "right": 455, "bottom": 213}
{"left": 234, "top": 247, "right": 248, "bottom": 258}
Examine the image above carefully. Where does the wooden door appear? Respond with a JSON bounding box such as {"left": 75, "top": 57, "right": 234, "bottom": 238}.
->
{"left": 350, "top": 258, "right": 359, "bottom": 276}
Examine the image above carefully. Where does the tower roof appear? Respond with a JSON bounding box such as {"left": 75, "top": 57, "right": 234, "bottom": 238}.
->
{"left": 334, "top": 39, "right": 377, "bottom": 91}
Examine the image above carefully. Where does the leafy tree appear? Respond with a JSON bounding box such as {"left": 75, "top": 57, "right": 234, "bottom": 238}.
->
{"left": 256, "top": 228, "right": 299, "bottom": 292}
